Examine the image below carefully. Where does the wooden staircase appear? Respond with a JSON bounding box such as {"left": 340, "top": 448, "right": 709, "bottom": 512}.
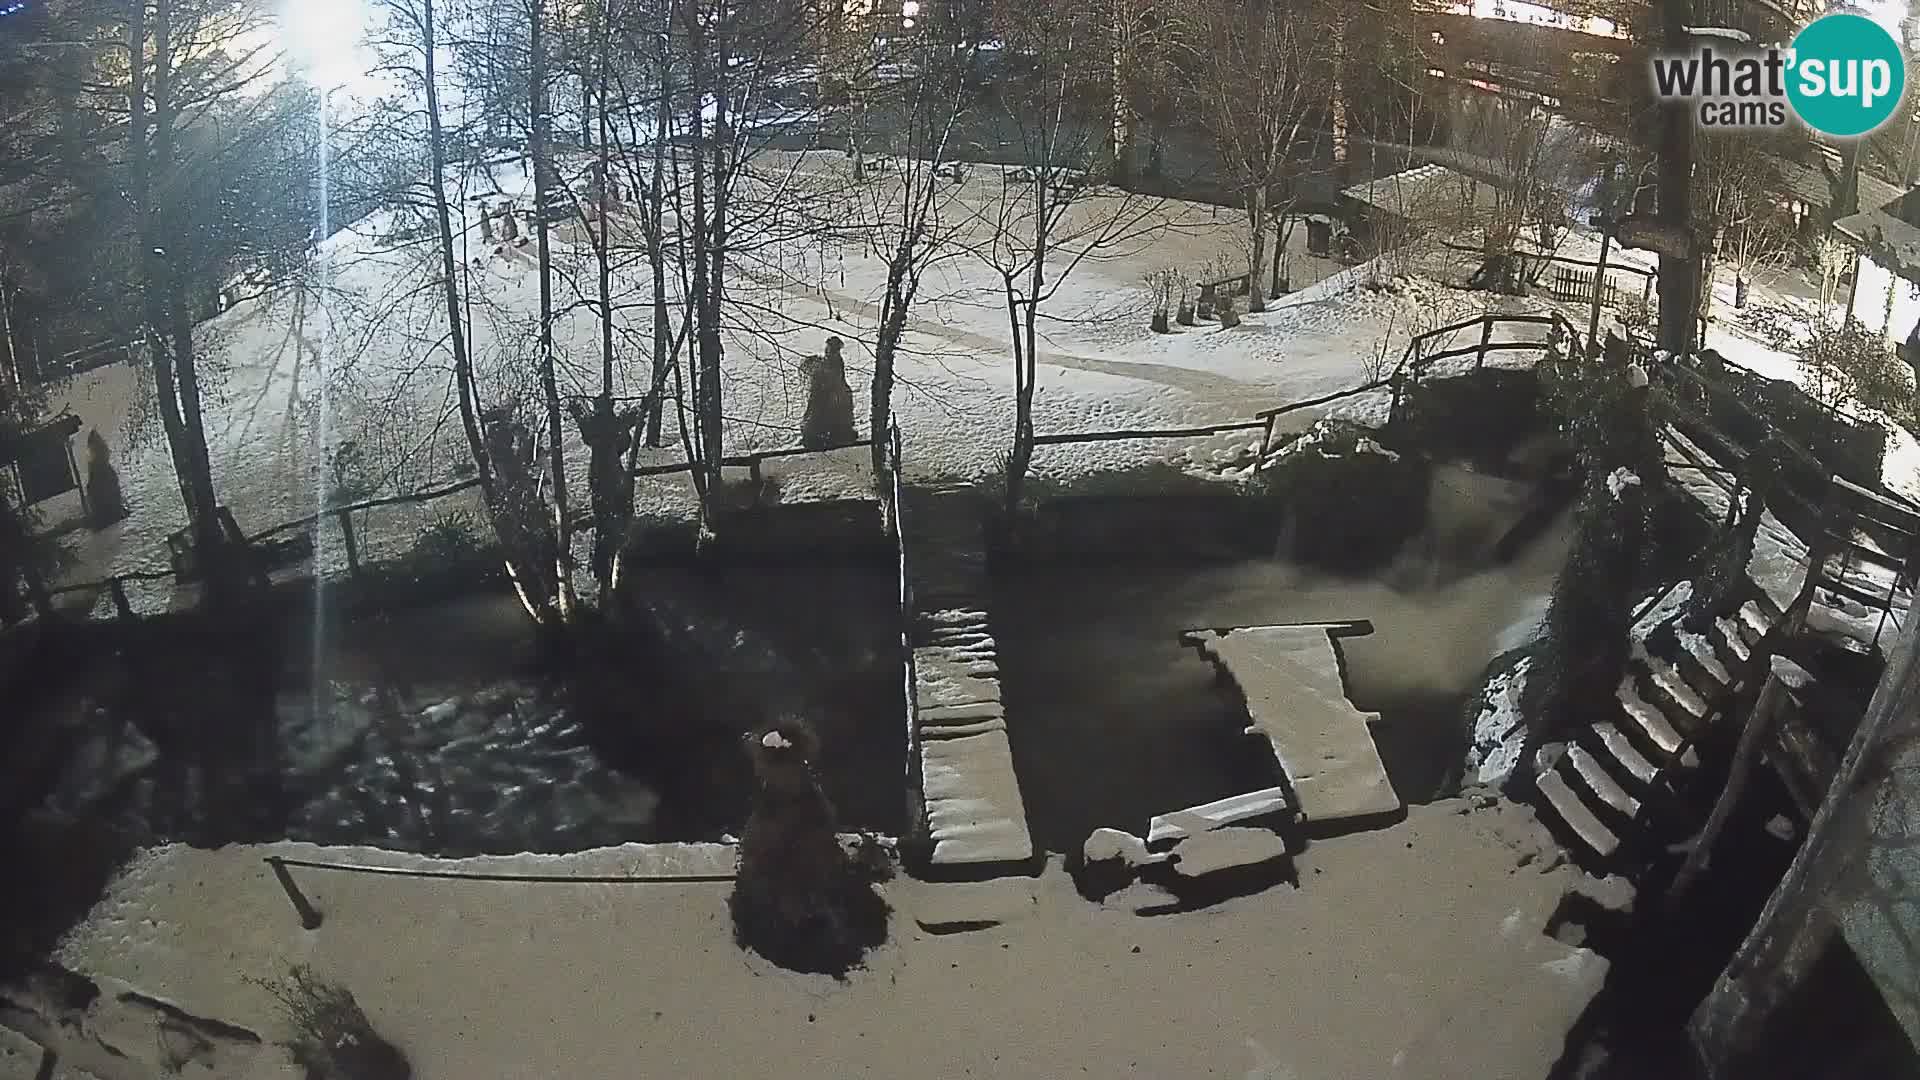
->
{"left": 1528, "top": 588, "right": 1782, "bottom": 869}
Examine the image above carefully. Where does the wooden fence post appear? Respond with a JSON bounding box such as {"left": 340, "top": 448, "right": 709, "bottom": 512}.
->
{"left": 107, "top": 577, "right": 132, "bottom": 619}
{"left": 335, "top": 510, "right": 360, "bottom": 578}
{"left": 1476, "top": 316, "right": 1494, "bottom": 370}
{"left": 266, "top": 857, "right": 324, "bottom": 929}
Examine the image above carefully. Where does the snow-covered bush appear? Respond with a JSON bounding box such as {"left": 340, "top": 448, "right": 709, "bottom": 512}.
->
{"left": 1519, "top": 470, "right": 1641, "bottom": 778}
{"left": 1256, "top": 419, "right": 1427, "bottom": 573}
{"left": 1460, "top": 646, "right": 1535, "bottom": 788}
{"left": 1518, "top": 354, "right": 1666, "bottom": 777}
{"left": 1801, "top": 316, "right": 1917, "bottom": 429}
{"left": 253, "top": 964, "right": 409, "bottom": 1080}
{"left": 730, "top": 717, "right": 889, "bottom": 977}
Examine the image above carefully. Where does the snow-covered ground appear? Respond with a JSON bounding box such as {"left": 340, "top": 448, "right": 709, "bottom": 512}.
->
{"left": 42, "top": 800, "right": 1608, "bottom": 1080}
{"left": 41, "top": 151, "right": 1514, "bottom": 613}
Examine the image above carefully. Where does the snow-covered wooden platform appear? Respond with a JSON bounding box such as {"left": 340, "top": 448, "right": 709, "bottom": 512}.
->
{"left": 1184, "top": 622, "right": 1402, "bottom": 826}
{"left": 906, "top": 489, "right": 1032, "bottom": 869}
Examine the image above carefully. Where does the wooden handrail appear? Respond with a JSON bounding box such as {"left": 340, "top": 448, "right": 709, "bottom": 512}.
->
{"left": 1031, "top": 419, "right": 1268, "bottom": 446}
{"left": 1251, "top": 379, "right": 1391, "bottom": 420}
{"left": 247, "top": 477, "right": 485, "bottom": 542}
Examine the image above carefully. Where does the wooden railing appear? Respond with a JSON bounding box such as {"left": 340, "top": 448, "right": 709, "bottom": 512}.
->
{"left": 44, "top": 433, "right": 888, "bottom": 621}
{"left": 1389, "top": 311, "right": 1582, "bottom": 425}
{"left": 1029, "top": 313, "right": 1576, "bottom": 467}
{"left": 1650, "top": 349, "right": 1918, "bottom": 655}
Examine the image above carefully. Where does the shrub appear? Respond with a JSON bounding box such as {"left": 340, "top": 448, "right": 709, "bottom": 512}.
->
{"left": 409, "top": 508, "right": 485, "bottom": 570}
{"left": 252, "top": 965, "right": 409, "bottom": 1080}
{"left": 730, "top": 716, "right": 889, "bottom": 977}
{"left": 1519, "top": 469, "right": 1643, "bottom": 773}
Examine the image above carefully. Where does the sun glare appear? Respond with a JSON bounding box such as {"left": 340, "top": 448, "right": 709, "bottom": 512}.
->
{"left": 277, "top": 0, "right": 375, "bottom": 91}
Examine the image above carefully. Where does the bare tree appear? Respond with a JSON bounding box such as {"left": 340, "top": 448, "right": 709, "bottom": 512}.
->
{"left": 965, "top": 0, "right": 1173, "bottom": 508}
{"left": 527, "top": 0, "right": 579, "bottom": 616}
{"left": 1175, "top": 0, "right": 1329, "bottom": 311}
{"left": 860, "top": 26, "right": 977, "bottom": 472}
{"left": 122, "top": 0, "right": 296, "bottom": 605}
{"left": 372, "top": 0, "right": 569, "bottom": 629}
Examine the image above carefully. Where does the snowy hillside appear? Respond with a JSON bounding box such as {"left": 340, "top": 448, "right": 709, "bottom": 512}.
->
{"left": 45, "top": 151, "right": 1486, "bottom": 611}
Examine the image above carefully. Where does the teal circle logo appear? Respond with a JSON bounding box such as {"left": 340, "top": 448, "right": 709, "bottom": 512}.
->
{"left": 1787, "top": 14, "right": 1906, "bottom": 137}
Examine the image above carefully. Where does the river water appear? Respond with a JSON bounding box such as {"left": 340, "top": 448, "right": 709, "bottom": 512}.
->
{"left": 32, "top": 465, "right": 1564, "bottom": 859}
{"left": 993, "top": 468, "right": 1570, "bottom": 853}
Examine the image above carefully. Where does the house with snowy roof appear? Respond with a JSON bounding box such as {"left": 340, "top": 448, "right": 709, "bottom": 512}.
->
{"left": 1833, "top": 186, "right": 1920, "bottom": 349}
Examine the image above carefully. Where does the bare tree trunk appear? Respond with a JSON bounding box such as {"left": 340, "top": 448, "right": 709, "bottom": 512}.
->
{"left": 872, "top": 255, "right": 908, "bottom": 475}
{"left": 1246, "top": 185, "right": 1267, "bottom": 311}
{"left": 1656, "top": 0, "right": 1698, "bottom": 356}
{"left": 420, "top": 0, "right": 543, "bottom": 625}
{"left": 530, "top": 0, "right": 577, "bottom": 619}
{"left": 701, "top": 17, "right": 730, "bottom": 496}
{"left": 1107, "top": 6, "right": 1133, "bottom": 185}
{"left": 135, "top": 0, "right": 235, "bottom": 605}
{"left": 1270, "top": 210, "right": 1288, "bottom": 297}
{"left": 129, "top": 0, "right": 191, "bottom": 518}
{"left": 644, "top": 23, "right": 672, "bottom": 447}
{"left": 685, "top": 0, "right": 723, "bottom": 499}
{"left": 1007, "top": 171, "right": 1047, "bottom": 512}
{"left": 0, "top": 279, "right": 18, "bottom": 395}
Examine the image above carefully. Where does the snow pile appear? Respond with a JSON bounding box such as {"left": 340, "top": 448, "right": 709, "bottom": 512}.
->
{"left": 1605, "top": 467, "right": 1641, "bottom": 499}
{"left": 1468, "top": 656, "right": 1532, "bottom": 785}
{"left": 1262, "top": 418, "right": 1403, "bottom": 468}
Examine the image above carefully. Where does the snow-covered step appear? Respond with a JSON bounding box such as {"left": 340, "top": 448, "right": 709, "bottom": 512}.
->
{"left": 925, "top": 627, "right": 995, "bottom": 649}
{"left": 1537, "top": 767, "right": 1621, "bottom": 859}
{"left": 920, "top": 728, "right": 1032, "bottom": 865}
{"left": 1643, "top": 655, "right": 1710, "bottom": 721}
{"left": 1617, "top": 678, "right": 1688, "bottom": 758}
{"left": 1738, "top": 599, "right": 1774, "bottom": 642}
{"left": 1567, "top": 744, "right": 1642, "bottom": 819}
{"left": 1593, "top": 721, "right": 1658, "bottom": 786}
{"left": 1676, "top": 629, "right": 1733, "bottom": 688}
{"left": 1714, "top": 615, "right": 1752, "bottom": 664}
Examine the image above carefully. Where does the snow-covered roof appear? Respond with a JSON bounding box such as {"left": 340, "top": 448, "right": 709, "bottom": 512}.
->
{"left": 1340, "top": 164, "right": 1501, "bottom": 221}
{"left": 1834, "top": 188, "right": 1920, "bottom": 281}
{"left": 1769, "top": 155, "right": 1902, "bottom": 218}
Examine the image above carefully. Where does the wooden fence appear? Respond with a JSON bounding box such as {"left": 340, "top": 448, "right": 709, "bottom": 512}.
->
{"left": 1028, "top": 313, "right": 1578, "bottom": 466}
{"left": 43, "top": 433, "right": 886, "bottom": 621}
{"left": 1389, "top": 311, "right": 1583, "bottom": 424}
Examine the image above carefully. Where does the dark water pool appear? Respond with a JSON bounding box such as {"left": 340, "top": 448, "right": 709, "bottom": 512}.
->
{"left": 31, "top": 567, "right": 905, "bottom": 857}
{"left": 992, "top": 520, "right": 1567, "bottom": 852}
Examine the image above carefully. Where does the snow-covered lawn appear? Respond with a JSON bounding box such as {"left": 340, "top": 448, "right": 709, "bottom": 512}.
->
{"left": 41, "top": 152, "right": 1508, "bottom": 613}
{"left": 46, "top": 801, "right": 1607, "bottom": 1080}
